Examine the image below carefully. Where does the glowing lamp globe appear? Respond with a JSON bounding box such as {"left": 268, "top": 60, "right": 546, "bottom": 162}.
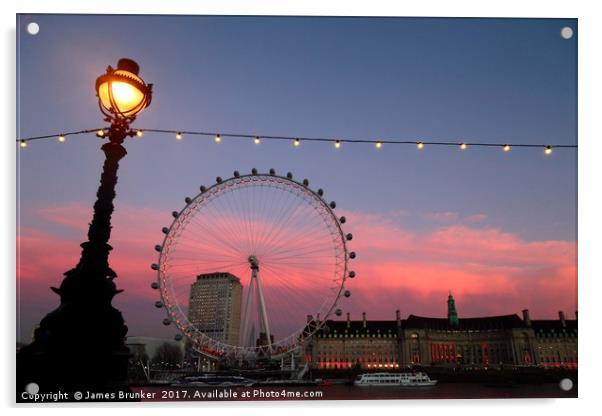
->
{"left": 95, "top": 58, "right": 152, "bottom": 121}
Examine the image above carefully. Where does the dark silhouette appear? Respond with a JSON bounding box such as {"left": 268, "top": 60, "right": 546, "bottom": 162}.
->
{"left": 17, "top": 59, "right": 152, "bottom": 398}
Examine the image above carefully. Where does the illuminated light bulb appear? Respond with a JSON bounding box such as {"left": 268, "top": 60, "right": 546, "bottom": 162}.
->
{"left": 503, "top": 144, "right": 511, "bottom": 152}
{"left": 214, "top": 134, "right": 221, "bottom": 143}
{"left": 375, "top": 141, "right": 383, "bottom": 149}
{"left": 334, "top": 140, "right": 342, "bottom": 149}
{"left": 254, "top": 136, "right": 261, "bottom": 145}
{"left": 293, "top": 138, "right": 301, "bottom": 147}
{"left": 417, "top": 142, "right": 425, "bottom": 150}
{"left": 544, "top": 146, "right": 553, "bottom": 155}
{"left": 136, "top": 130, "right": 143, "bottom": 137}
{"left": 175, "top": 132, "right": 182, "bottom": 140}
{"left": 96, "top": 129, "right": 105, "bottom": 137}
{"left": 58, "top": 135, "right": 66, "bottom": 143}
{"left": 20, "top": 140, "right": 28, "bottom": 148}
{"left": 460, "top": 143, "right": 467, "bottom": 150}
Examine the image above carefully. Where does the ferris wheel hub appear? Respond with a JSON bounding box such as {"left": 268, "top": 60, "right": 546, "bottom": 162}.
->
{"left": 248, "top": 255, "right": 259, "bottom": 270}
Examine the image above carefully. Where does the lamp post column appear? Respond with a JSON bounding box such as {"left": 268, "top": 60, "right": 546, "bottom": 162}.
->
{"left": 74, "top": 125, "right": 127, "bottom": 283}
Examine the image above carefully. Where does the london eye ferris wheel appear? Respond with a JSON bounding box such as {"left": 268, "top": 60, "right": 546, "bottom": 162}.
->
{"left": 150, "top": 169, "right": 356, "bottom": 358}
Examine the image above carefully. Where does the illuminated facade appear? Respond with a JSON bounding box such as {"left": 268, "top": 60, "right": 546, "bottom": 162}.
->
{"left": 304, "top": 294, "right": 577, "bottom": 370}
{"left": 188, "top": 272, "right": 243, "bottom": 345}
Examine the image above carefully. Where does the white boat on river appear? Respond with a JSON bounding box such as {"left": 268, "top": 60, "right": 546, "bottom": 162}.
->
{"left": 354, "top": 372, "right": 437, "bottom": 387}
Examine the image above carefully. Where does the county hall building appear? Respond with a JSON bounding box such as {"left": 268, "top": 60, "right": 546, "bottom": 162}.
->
{"left": 303, "top": 294, "right": 577, "bottom": 370}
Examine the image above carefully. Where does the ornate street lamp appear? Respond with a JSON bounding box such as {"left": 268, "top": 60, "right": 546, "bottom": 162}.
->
{"left": 18, "top": 58, "right": 152, "bottom": 395}
{"left": 96, "top": 58, "right": 152, "bottom": 128}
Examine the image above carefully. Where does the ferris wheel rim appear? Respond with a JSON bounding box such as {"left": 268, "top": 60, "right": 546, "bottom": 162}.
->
{"left": 153, "top": 170, "right": 354, "bottom": 357}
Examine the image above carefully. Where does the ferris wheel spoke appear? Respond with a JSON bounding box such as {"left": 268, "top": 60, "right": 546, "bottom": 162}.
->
{"left": 184, "top": 210, "right": 243, "bottom": 252}
{"left": 260, "top": 261, "right": 336, "bottom": 286}
{"left": 262, "top": 200, "right": 316, "bottom": 247}
{"left": 264, "top": 243, "right": 337, "bottom": 259}
{"left": 231, "top": 185, "right": 253, "bottom": 253}
{"left": 248, "top": 183, "right": 274, "bottom": 255}
{"left": 250, "top": 194, "right": 297, "bottom": 256}
{"left": 168, "top": 251, "right": 243, "bottom": 262}
{"left": 158, "top": 173, "right": 348, "bottom": 356}
{"left": 261, "top": 212, "right": 331, "bottom": 256}
{"left": 169, "top": 238, "right": 243, "bottom": 257}
{"left": 259, "top": 227, "right": 316, "bottom": 260}
{"left": 185, "top": 214, "right": 248, "bottom": 257}
{"left": 204, "top": 205, "right": 250, "bottom": 253}
{"left": 260, "top": 287, "right": 329, "bottom": 332}
{"left": 254, "top": 183, "right": 284, "bottom": 254}
{"left": 258, "top": 266, "right": 322, "bottom": 323}
{"left": 191, "top": 200, "right": 241, "bottom": 244}
{"left": 178, "top": 219, "right": 240, "bottom": 255}
{"left": 260, "top": 263, "right": 334, "bottom": 295}
{"left": 170, "top": 243, "right": 242, "bottom": 261}
{"left": 254, "top": 186, "right": 312, "bottom": 254}
{"left": 230, "top": 186, "right": 254, "bottom": 253}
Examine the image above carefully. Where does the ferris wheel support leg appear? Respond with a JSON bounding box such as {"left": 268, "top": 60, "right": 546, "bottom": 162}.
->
{"left": 255, "top": 271, "right": 272, "bottom": 351}
{"left": 240, "top": 275, "right": 256, "bottom": 347}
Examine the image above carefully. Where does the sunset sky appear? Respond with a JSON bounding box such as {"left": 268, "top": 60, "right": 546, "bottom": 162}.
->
{"left": 16, "top": 15, "right": 577, "bottom": 343}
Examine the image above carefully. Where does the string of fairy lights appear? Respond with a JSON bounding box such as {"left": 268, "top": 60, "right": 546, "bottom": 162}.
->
{"left": 16, "top": 127, "right": 577, "bottom": 155}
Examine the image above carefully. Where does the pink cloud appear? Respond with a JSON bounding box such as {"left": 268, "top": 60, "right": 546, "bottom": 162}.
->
{"left": 423, "top": 211, "right": 459, "bottom": 222}
{"left": 17, "top": 202, "right": 577, "bottom": 342}
{"left": 341, "top": 210, "right": 576, "bottom": 320}
{"left": 464, "top": 213, "right": 488, "bottom": 223}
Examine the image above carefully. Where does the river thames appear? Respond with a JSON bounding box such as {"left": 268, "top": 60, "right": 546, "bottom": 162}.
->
{"left": 136, "top": 382, "right": 577, "bottom": 402}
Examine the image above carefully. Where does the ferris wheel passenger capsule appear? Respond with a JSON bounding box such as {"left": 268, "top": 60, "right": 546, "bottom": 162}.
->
{"left": 154, "top": 301, "right": 163, "bottom": 308}
{"left": 269, "top": 168, "right": 276, "bottom": 175}
{"left": 234, "top": 170, "right": 240, "bottom": 177}
{"left": 200, "top": 185, "right": 207, "bottom": 192}
{"left": 151, "top": 282, "right": 160, "bottom": 289}
{"left": 303, "top": 179, "right": 309, "bottom": 186}
{"left": 174, "top": 334, "right": 183, "bottom": 341}
{"left": 287, "top": 172, "right": 293, "bottom": 179}
{"left": 162, "top": 227, "right": 169, "bottom": 234}
{"left": 349, "top": 252, "right": 356, "bottom": 259}
{"left": 335, "top": 309, "right": 343, "bottom": 316}
{"left": 162, "top": 318, "right": 172, "bottom": 326}
{"left": 346, "top": 233, "right": 353, "bottom": 241}
{"left": 216, "top": 176, "right": 222, "bottom": 183}
{"left": 185, "top": 197, "right": 192, "bottom": 204}
{"left": 349, "top": 271, "right": 356, "bottom": 278}
{"left": 330, "top": 201, "right": 336, "bottom": 209}
{"left": 344, "top": 290, "right": 351, "bottom": 298}
{"left": 172, "top": 211, "right": 179, "bottom": 218}
{"left": 154, "top": 245, "right": 163, "bottom": 252}
{"left": 251, "top": 168, "right": 258, "bottom": 175}
{"left": 317, "top": 189, "right": 324, "bottom": 196}
{"left": 339, "top": 216, "right": 346, "bottom": 224}
{"left": 151, "top": 263, "right": 159, "bottom": 270}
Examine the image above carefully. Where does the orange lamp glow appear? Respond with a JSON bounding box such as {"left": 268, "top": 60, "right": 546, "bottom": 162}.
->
{"left": 95, "top": 58, "right": 152, "bottom": 121}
